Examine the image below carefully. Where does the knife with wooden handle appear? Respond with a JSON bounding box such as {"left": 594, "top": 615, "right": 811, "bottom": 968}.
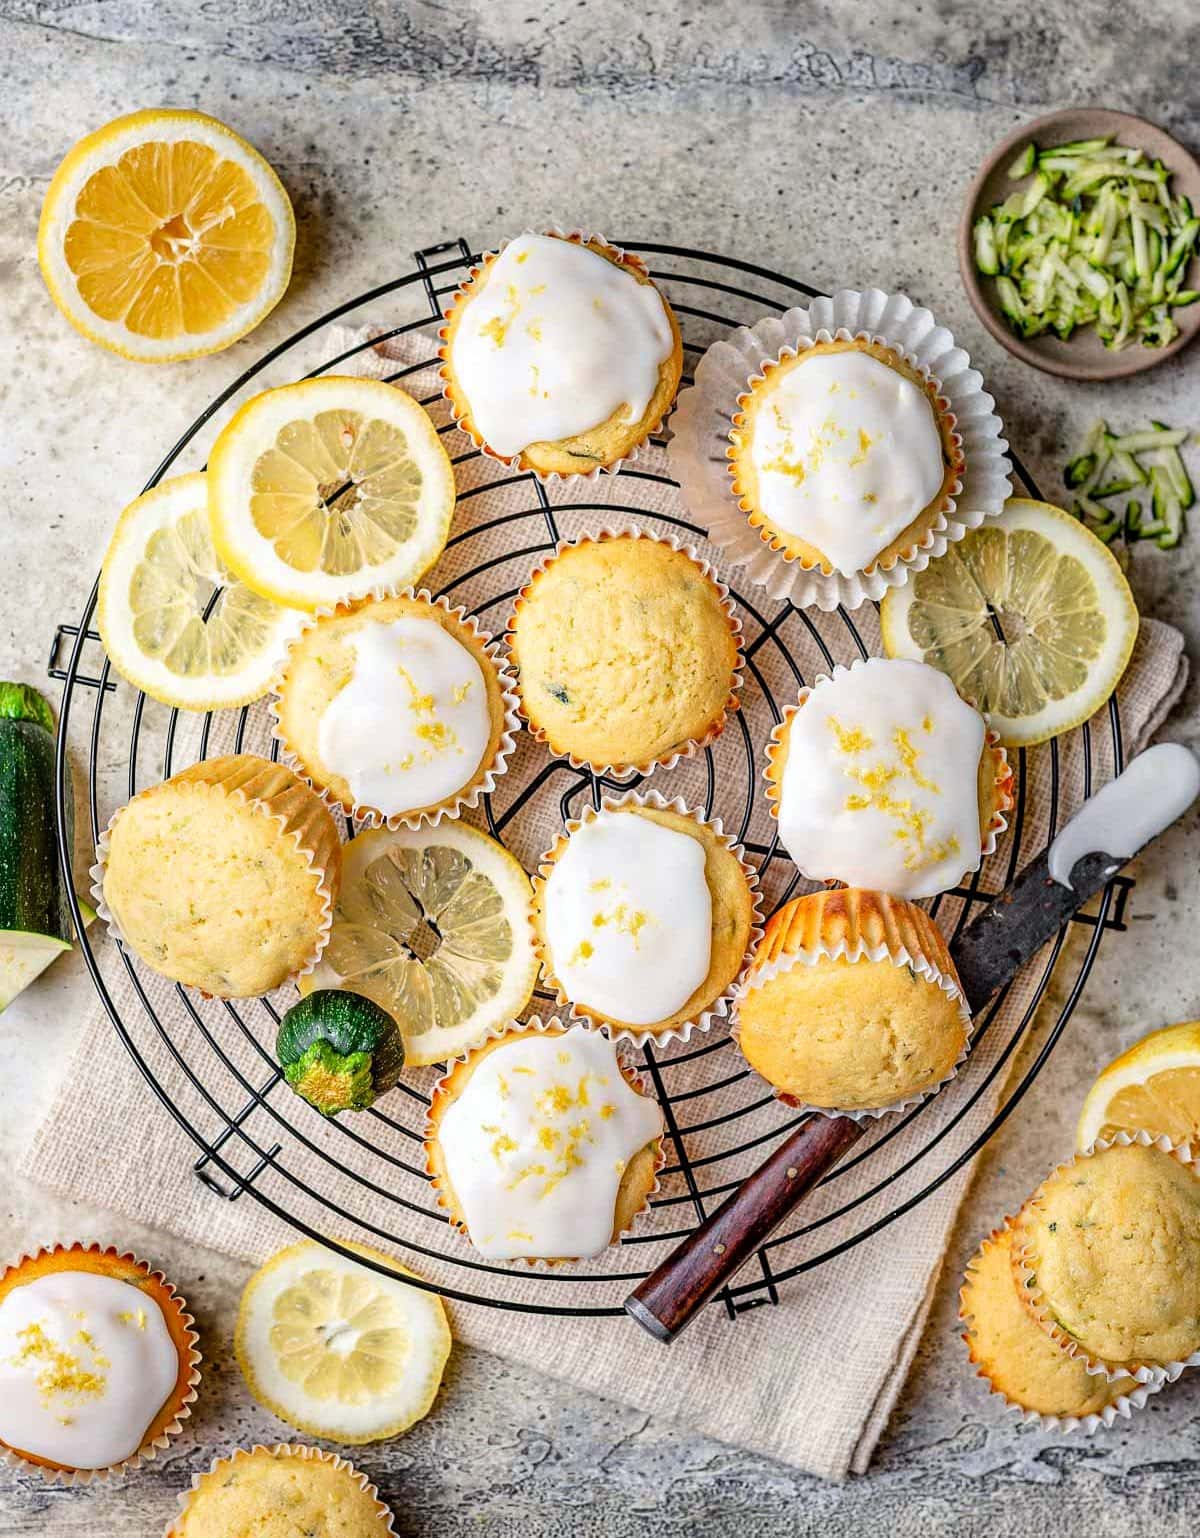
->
{"left": 624, "top": 744, "right": 1200, "bottom": 1343}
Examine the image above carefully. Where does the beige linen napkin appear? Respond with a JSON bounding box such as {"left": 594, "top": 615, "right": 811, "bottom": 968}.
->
{"left": 23, "top": 328, "right": 1189, "bottom": 1481}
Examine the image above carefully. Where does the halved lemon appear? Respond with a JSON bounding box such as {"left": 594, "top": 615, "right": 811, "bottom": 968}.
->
{"left": 235, "top": 1239, "right": 451, "bottom": 1443}
{"left": 39, "top": 109, "right": 294, "bottom": 362}
{"left": 97, "top": 472, "right": 305, "bottom": 709}
{"left": 880, "top": 498, "right": 1138, "bottom": 747}
{"left": 1077, "top": 1020, "right": 1200, "bottom": 1150}
{"left": 208, "top": 377, "right": 456, "bottom": 611}
{"left": 302, "top": 820, "right": 538, "bottom": 1066}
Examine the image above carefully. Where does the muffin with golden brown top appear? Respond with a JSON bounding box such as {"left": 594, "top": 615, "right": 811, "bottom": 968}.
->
{"left": 440, "top": 231, "right": 682, "bottom": 477}
{"left": 168, "top": 1444, "right": 394, "bottom": 1537}
{"left": 960, "top": 1224, "right": 1144, "bottom": 1423}
{"left": 273, "top": 591, "right": 517, "bottom": 827}
{"left": 765, "top": 657, "right": 1012, "bottom": 899}
{"left": 96, "top": 753, "right": 340, "bottom": 997}
{"left": 1010, "top": 1136, "right": 1200, "bottom": 1378}
{"left": 426, "top": 1021, "right": 663, "bottom": 1264}
{"left": 533, "top": 796, "right": 758, "bottom": 1039}
{"left": 728, "top": 336, "right": 962, "bottom": 580}
{"left": 508, "top": 532, "right": 742, "bottom": 773}
{"left": 734, "top": 888, "right": 969, "bottom": 1113}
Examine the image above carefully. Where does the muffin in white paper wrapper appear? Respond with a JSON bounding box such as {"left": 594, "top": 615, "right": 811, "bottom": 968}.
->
{"left": 669, "top": 287, "right": 1012, "bottom": 611}
{"left": 531, "top": 789, "right": 764, "bottom": 1050}
{"left": 269, "top": 587, "right": 521, "bottom": 831}
{"left": 959, "top": 1219, "right": 1164, "bottom": 1434}
{"left": 423, "top": 1016, "right": 666, "bottom": 1269}
{"left": 731, "top": 888, "right": 973, "bottom": 1123}
{"left": 437, "top": 227, "right": 683, "bottom": 484}
{"left": 506, "top": 525, "right": 745, "bottom": 779}
{"left": 0, "top": 1242, "right": 201, "bottom": 1486}
{"left": 762, "top": 661, "right": 1014, "bottom": 897}
{"left": 1010, "top": 1130, "right": 1200, "bottom": 1386}
{"left": 165, "top": 1443, "right": 396, "bottom": 1535}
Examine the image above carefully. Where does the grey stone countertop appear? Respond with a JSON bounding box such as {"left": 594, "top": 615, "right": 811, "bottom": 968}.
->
{"left": 2, "top": 2, "right": 1200, "bottom": 1533}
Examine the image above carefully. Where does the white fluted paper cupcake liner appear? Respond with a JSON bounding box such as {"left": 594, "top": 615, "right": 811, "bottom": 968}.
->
{"left": 530, "top": 789, "right": 764, "bottom": 1051}
{"left": 669, "top": 287, "right": 1012, "bottom": 611}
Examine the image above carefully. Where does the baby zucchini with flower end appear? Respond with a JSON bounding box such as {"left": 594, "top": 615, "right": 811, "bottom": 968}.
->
{"left": 277, "top": 990, "right": 405, "bottom": 1115}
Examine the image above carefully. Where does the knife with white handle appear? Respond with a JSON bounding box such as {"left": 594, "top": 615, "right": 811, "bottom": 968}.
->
{"left": 624, "top": 743, "right": 1200, "bottom": 1343}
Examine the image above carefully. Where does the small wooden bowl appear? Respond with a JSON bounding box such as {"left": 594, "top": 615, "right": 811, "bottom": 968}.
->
{"left": 959, "top": 107, "right": 1200, "bottom": 380}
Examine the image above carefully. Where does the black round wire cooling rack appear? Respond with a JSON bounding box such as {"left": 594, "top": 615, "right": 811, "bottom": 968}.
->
{"left": 51, "top": 238, "right": 1129, "bottom": 1321}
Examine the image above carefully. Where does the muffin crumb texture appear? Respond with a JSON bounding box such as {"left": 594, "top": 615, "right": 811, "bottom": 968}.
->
{"left": 1014, "top": 1142, "right": 1200, "bottom": 1368}
{"left": 170, "top": 1447, "right": 390, "bottom": 1538}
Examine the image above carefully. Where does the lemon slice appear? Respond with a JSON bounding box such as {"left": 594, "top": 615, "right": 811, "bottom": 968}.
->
{"left": 1077, "top": 1020, "right": 1200, "bottom": 1150}
{"left": 302, "top": 820, "right": 538, "bottom": 1066}
{"left": 38, "top": 109, "right": 294, "bottom": 362}
{"left": 97, "top": 472, "right": 305, "bottom": 710}
{"left": 208, "top": 376, "right": 456, "bottom": 611}
{"left": 880, "top": 498, "right": 1138, "bottom": 747}
{"left": 235, "top": 1238, "right": 451, "bottom": 1443}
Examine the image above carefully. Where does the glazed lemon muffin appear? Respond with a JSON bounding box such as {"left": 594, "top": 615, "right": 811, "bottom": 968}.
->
{"left": 728, "top": 337, "right": 963, "bottom": 579}
{"left": 1011, "top": 1138, "right": 1200, "bottom": 1376}
{"left": 440, "top": 231, "right": 683, "bottom": 477}
{"left": 273, "top": 592, "right": 516, "bottom": 826}
{"left": 960, "top": 1224, "right": 1142, "bottom": 1421}
{"left": 765, "top": 657, "right": 1012, "bottom": 899}
{"left": 426, "top": 1022, "right": 664, "bottom": 1263}
{"left": 508, "top": 532, "right": 741, "bottom": 772}
{"left": 97, "top": 754, "right": 340, "bottom": 997}
{"left": 533, "top": 797, "right": 757, "bottom": 1038}
{"left": 734, "top": 888, "right": 969, "bottom": 1112}
{"left": 0, "top": 1244, "right": 199, "bottom": 1479}
{"left": 168, "top": 1444, "right": 394, "bottom": 1537}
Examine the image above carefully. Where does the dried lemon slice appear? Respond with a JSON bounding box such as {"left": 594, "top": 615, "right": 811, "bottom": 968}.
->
{"left": 1077, "top": 1020, "right": 1200, "bottom": 1150}
{"left": 38, "top": 109, "right": 293, "bottom": 362}
{"left": 302, "top": 820, "right": 538, "bottom": 1066}
{"left": 235, "top": 1239, "right": 451, "bottom": 1443}
{"left": 208, "top": 376, "right": 456, "bottom": 611}
{"left": 880, "top": 498, "right": 1137, "bottom": 747}
{"left": 97, "top": 472, "right": 305, "bottom": 709}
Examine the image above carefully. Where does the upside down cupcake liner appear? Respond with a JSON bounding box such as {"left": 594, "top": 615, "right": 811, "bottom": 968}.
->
{"left": 959, "top": 1219, "right": 1164, "bottom": 1434}
{"left": 530, "top": 788, "right": 764, "bottom": 1052}
{"left": 423, "top": 1016, "right": 667, "bottom": 1270}
{"left": 437, "top": 227, "right": 682, "bottom": 483}
{"left": 90, "top": 754, "right": 340, "bottom": 996}
{"left": 0, "top": 1243, "right": 201, "bottom": 1485}
{"left": 165, "top": 1443, "right": 396, "bottom": 1535}
{"left": 669, "top": 288, "right": 1013, "bottom": 611}
{"left": 1010, "top": 1130, "right": 1200, "bottom": 1386}
{"left": 269, "top": 587, "right": 522, "bottom": 832}
{"left": 762, "top": 661, "right": 1015, "bottom": 888}
{"left": 506, "top": 525, "right": 745, "bottom": 779}
{"left": 731, "top": 888, "right": 974, "bottom": 1123}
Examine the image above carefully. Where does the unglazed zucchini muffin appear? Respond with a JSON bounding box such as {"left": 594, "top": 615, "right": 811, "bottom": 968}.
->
{"left": 426, "top": 1022, "right": 663, "bottom": 1263}
{"left": 168, "top": 1445, "right": 393, "bottom": 1537}
{"left": 0, "top": 1244, "right": 198, "bottom": 1478}
{"left": 734, "top": 888, "right": 969, "bottom": 1112}
{"left": 728, "top": 337, "right": 962, "bottom": 578}
{"left": 273, "top": 592, "right": 514, "bottom": 826}
{"left": 440, "top": 231, "right": 683, "bottom": 477}
{"left": 1011, "top": 1139, "right": 1200, "bottom": 1375}
{"left": 533, "top": 800, "right": 756, "bottom": 1037}
{"left": 765, "top": 657, "right": 1012, "bottom": 899}
{"left": 98, "top": 754, "right": 340, "bottom": 997}
{"left": 960, "top": 1225, "right": 1141, "bottom": 1421}
{"left": 508, "top": 533, "right": 741, "bottom": 772}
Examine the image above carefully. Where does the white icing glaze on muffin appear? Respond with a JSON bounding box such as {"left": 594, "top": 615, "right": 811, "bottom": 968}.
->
{"left": 543, "top": 811, "right": 712, "bottom": 1026}
{"left": 0, "top": 1272, "right": 178, "bottom": 1469}
{"left": 449, "top": 234, "right": 674, "bottom": 456}
{"left": 748, "top": 350, "right": 944, "bottom": 574}
{"left": 317, "top": 615, "right": 490, "bottom": 816}
{"left": 777, "top": 658, "right": 986, "bottom": 899}
{"left": 437, "top": 1027, "right": 664, "bottom": 1260}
